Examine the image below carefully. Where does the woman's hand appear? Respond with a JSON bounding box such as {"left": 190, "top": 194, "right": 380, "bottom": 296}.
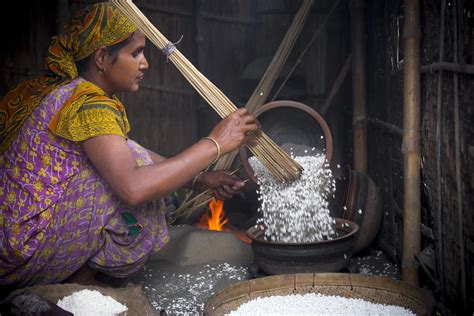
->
{"left": 194, "top": 170, "right": 246, "bottom": 200}
{"left": 207, "top": 108, "right": 260, "bottom": 154}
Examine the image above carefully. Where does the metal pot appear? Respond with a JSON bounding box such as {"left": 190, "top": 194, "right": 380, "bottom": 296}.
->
{"left": 246, "top": 218, "right": 359, "bottom": 275}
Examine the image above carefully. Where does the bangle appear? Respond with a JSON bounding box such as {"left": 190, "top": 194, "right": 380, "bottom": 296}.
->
{"left": 191, "top": 171, "right": 205, "bottom": 191}
{"left": 202, "top": 136, "right": 221, "bottom": 165}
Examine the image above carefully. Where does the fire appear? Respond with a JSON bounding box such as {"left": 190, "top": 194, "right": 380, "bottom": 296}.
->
{"left": 200, "top": 198, "right": 228, "bottom": 231}
{"left": 195, "top": 198, "right": 251, "bottom": 244}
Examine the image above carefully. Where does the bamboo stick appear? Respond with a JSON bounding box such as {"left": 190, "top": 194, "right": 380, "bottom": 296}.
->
{"left": 421, "top": 61, "right": 474, "bottom": 74}
{"left": 366, "top": 117, "right": 403, "bottom": 138}
{"left": 271, "top": 0, "right": 342, "bottom": 102}
{"left": 435, "top": 0, "right": 446, "bottom": 298}
{"left": 452, "top": 0, "right": 466, "bottom": 309}
{"left": 402, "top": 0, "right": 421, "bottom": 286}
{"left": 168, "top": 169, "right": 248, "bottom": 223}
{"left": 213, "top": 0, "right": 315, "bottom": 173}
{"left": 350, "top": 0, "right": 367, "bottom": 173}
{"left": 320, "top": 54, "right": 352, "bottom": 115}
{"left": 111, "top": 0, "right": 302, "bottom": 182}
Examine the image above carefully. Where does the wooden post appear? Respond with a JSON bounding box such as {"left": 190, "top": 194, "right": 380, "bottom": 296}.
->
{"left": 402, "top": 0, "right": 421, "bottom": 286}
{"left": 350, "top": 0, "right": 367, "bottom": 173}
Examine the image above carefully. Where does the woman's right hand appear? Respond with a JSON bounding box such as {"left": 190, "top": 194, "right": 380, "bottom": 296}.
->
{"left": 207, "top": 108, "right": 261, "bottom": 154}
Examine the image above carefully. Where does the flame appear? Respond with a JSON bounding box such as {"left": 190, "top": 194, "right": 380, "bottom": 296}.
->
{"left": 195, "top": 198, "right": 251, "bottom": 244}
{"left": 201, "top": 198, "right": 228, "bottom": 231}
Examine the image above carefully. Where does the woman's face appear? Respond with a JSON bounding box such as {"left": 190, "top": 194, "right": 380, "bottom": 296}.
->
{"left": 104, "top": 30, "right": 149, "bottom": 94}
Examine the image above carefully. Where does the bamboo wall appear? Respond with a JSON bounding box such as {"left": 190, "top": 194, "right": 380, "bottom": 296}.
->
{"left": 366, "top": 0, "right": 474, "bottom": 313}
{"left": 0, "top": 0, "right": 343, "bottom": 154}
{"left": 421, "top": 0, "right": 473, "bottom": 311}
{"left": 0, "top": 1, "right": 57, "bottom": 96}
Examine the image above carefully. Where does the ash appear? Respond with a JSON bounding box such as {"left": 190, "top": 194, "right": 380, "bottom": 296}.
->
{"left": 133, "top": 262, "right": 250, "bottom": 315}
{"left": 249, "top": 154, "right": 336, "bottom": 243}
{"left": 226, "top": 293, "right": 415, "bottom": 316}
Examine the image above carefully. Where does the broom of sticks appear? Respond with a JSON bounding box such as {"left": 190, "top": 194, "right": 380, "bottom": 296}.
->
{"left": 111, "top": 0, "right": 302, "bottom": 183}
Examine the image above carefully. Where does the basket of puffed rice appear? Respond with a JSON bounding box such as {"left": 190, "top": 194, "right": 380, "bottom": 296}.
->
{"left": 204, "top": 273, "right": 434, "bottom": 316}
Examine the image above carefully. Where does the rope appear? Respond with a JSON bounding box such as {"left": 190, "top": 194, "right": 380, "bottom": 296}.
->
{"left": 162, "top": 35, "right": 183, "bottom": 62}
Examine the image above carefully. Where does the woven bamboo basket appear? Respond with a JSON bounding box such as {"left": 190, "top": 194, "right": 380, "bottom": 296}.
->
{"left": 204, "top": 273, "right": 434, "bottom": 315}
{"left": 5, "top": 283, "right": 157, "bottom": 315}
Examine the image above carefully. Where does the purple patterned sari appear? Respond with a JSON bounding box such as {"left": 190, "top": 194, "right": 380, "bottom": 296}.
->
{"left": 0, "top": 78, "right": 169, "bottom": 286}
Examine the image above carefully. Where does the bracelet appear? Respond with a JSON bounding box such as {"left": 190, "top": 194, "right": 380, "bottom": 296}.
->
{"left": 191, "top": 171, "right": 205, "bottom": 191}
{"left": 202, "top": 136, "right": 221, "bottom": 165}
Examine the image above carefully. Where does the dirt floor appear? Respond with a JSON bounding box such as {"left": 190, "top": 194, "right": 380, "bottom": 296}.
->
{"left": 124, "top": 225, "right": 400, "bottom": 315}
{"left": 0, "top": 225, "right": 401, "bottom": 315}
{"left": 129, "top": 261, "right": 250, "bottom": 314}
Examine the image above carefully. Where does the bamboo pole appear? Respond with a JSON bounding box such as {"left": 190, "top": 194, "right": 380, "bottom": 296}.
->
{"left": 349, "top": 0, "right": 367, "bottom": 173}
{"left": 320, "top": 54, "right": 352, "bottom": 115}
{"left": 452, "top": 0, "right": 466, "bottom": 310}
{"left": 402, "top": 0, "right": 421, "bottom": 286}
{"left": 366, "top": 117, "right": 403, "bottom": 138}
{"left": 435, "top": 0, "right": 446, "bottom": 295}
{"left": 420, "top": 61, "right": 474, "bottom": 74}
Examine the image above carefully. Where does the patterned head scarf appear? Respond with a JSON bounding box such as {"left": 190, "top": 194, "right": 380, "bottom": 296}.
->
{"left": 46, "top": 2, "right": 137, "bottom": 80}
{"left": 0, "top": 2, "right": 137, "bottom": 153}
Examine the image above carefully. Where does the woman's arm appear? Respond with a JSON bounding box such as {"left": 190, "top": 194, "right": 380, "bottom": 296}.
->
{"left": 146, "top": 149, "right": 166, "bottom": 164}
{"left": 82, "top": 108, "right": 259, "bottom": 206}
{"left": 83, "top": 134, "right": 219, "bottom": 206}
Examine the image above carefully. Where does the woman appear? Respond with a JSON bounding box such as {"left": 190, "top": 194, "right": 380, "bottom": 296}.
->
{"left": 0, "top": 3, "right": 260, "bottom": 287}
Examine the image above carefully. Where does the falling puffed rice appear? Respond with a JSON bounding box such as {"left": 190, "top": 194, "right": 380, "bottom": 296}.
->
{"left": 249, "top": 155, "right": 336, "bottom": 243}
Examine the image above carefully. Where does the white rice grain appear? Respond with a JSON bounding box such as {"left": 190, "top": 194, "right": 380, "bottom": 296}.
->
{"left": 57, "top": 289, "right": 128, "bottom": 316}
{"left": 227, "top": 293, "right": 415, "bottom": 316}
{"left": 249, "top": 154, "right": 336, "bottom": 243}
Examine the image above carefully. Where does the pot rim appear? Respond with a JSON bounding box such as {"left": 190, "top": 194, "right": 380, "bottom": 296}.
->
{"left": 239, "top": 100, "right": 334, "bottom": 184}
{"left": 246, "top": 217, "right": 359, "bottom": 246}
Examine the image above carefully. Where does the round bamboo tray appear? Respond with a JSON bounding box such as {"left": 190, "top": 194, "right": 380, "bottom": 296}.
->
{"left": 204, "top": 273, "right": 434, "bottom": 315}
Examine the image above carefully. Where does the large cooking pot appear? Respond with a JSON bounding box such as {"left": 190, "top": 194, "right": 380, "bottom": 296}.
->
{"left": 246, "top": 218, "right": 359, "bottom": 275}
{"left": 239, "top": 100, "right": 333, "bottom": 183}
{"left": 333, "top": 166, "right": 383, "bottom": 254}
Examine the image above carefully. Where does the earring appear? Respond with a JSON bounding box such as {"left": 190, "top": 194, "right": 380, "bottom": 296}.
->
{"left": 99, "top": 68, "right": 105, "bottom": 76}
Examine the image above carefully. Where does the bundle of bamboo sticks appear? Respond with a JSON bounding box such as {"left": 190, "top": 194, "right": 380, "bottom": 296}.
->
{"left": 112, "top": 0, "right": 302, "bottom": 183}
{"left": 213, "top": 0, "right": 314, "bottom": 173}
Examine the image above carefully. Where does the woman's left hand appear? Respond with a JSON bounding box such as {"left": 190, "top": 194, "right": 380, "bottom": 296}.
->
{"left": 194, "top": 170, "right": 246, "bottom": 200}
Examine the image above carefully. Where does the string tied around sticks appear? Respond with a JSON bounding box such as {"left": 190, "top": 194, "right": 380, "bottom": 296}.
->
{"left": 162, "top": 35, "right": 183, "bottom": 62}
{"left": 112, "top": 0, "right": 302, "bottom": 182}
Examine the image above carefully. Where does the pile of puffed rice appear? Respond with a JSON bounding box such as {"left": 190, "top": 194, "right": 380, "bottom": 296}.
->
{"left": 57, "top": 289, "right": 127, "bottom": 316}
{"left": 249, "top": 152, "right": 336, "bottom": 243}
{"left": 226, "top": 293, "right": 415, "bottom": 315}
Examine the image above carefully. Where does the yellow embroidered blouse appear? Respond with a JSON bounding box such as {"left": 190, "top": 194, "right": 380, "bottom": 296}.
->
{"left": 49, "top": 80, "right": 130, "bottom": 141}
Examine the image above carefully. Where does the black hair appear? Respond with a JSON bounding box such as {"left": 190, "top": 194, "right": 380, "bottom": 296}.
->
{"left": 76, "top": 32, "right": 135, "bottom": 76}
